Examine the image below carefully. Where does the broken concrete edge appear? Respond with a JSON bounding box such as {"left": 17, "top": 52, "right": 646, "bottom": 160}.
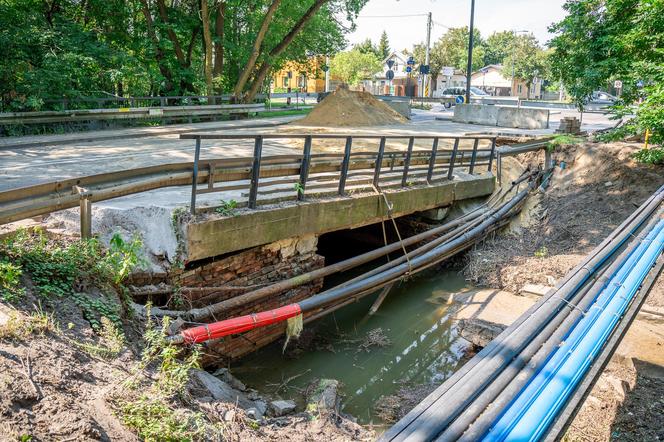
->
{"left": 184, "top": 174, "right": 495, "bottom": 262}
{"left": 453, "top": 104, "right": 550, "bottom": 130}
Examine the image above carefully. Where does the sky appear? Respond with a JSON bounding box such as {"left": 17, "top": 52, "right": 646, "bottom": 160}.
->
{"left": 346, "top": 0, "right": 568, "bottom": 52}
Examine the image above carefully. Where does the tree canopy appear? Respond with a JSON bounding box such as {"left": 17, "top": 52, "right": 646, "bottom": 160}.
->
{"left": 549, "top": 0, "right": 664, "bottom": 143}
{"left": 329, "top": 48, "right": 381, "bottom": 85}
{"left": 0, "top": 0, "right": 368, "bottom": 110}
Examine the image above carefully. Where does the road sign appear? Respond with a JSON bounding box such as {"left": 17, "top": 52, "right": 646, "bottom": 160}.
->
{"left": 407, "top": 56, "right": 415, "bottom": 66}
{"left": 419, "top": 64, "right": 430, "bottom": 75}
{"left": 386, "top": 70, "right": 394, "bottom": 80}
{"left": 614, "top": 80, "right": 623, "bottom": 89}
{"left": 321, "top": 64, "right": 329, "bottom": 72}
{"left": 455, "top": 95, "right": 465, "bottom": 104}
{"left": 386, "top": 59, "right": 395, "bottom": 69}
{"left": 406, "top": 66, "right": 412, "bottom": 73}
{"left": 442, "top": 66, "right": 455, "bottom": 77}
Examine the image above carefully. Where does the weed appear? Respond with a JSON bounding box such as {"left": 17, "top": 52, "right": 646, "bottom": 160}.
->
{"left": 534, "top": 246, "right": 549, "bottom": 258}
{"left": 0, "top": 305, "right": 54, "bottom": 340}
{"left": 214, "top": 199, "right": 238, "bottom": 217}
{"left": 294, "top": 182, "right": 305, "bottom": 195}
{"left": 632, "top": 147, "right": 664, "bottom": 165}
{"left": 546, "top": 135, "right": 582, "bottom": 152}
{"left": 0, "top": 260, "right": 24, "bottom": 302}
{"left": 71, "top": 317, "right": 125, "bottom": 359}
{"left": 115, "top": 312, "right": 205, "bottom": 440}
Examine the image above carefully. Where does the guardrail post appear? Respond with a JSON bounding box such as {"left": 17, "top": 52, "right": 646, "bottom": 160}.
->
{"left": 401, "top": 137, "right": 415, "bottom": 187}
{"left": 448, "top": 138, "right": 460, "bottom": 180}
{"left": 469, "top": 138, "right": 480, "bottom": 174}
{"left": 298, "top": 136, "right": 312, "bottom": 201}
{"left": 488, "top": 138, "right": 497, "bottom": 172}
{"left": 248, "top": 136, "right": 264, "bottom": 209}
{"left": 373, "top": 137, "right": 386, "bottom": 189}
{"left": 74, "top": 186, "right": 92, "bottom": 239}
{"left": 497, "top": 152, "right": 503, "bottom": 184}
{"left": 427, "top": 138, "right": 439, "bottom": 184}
{"left": 338, "top": 136, "right": 353, "bottom": 195}
{"left": 190, "top": 138, "right": 201, "bottom": 215}
{"left": 545, "top": 148, "right": 553, "bottom": 171}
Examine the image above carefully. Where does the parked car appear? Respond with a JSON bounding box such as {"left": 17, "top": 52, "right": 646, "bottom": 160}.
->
{"left": 436, "top": 87, "right": 489, "bottom": 108}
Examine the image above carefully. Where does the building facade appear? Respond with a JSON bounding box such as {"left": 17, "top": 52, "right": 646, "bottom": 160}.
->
{"left": 270, "top": 57, "right": 326, "bottom": 94}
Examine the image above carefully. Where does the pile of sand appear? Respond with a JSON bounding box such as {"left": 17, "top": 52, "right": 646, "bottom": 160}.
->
{"left": 297, "top": 86, "right": 408, "bottom": 127}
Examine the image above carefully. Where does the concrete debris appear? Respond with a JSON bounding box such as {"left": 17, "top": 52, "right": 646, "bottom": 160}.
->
{"left": 191, "top": 369, "right": 256, "bottom": 410}
{"left": 269, "top": 400, "right": 297, "bottom": 417}
{"left": 308, "top": 379, "right": 340, "bottom": 413}
{"left": 212, "top": 368, "right": 247, "bottom": 392}
{"left": 457, "top": 318, "right": 506, "bottom": 348}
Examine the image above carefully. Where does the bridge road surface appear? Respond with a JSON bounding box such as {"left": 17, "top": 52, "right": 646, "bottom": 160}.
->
{"left": 0, "top": 110, "right": 615, "bottom": 209}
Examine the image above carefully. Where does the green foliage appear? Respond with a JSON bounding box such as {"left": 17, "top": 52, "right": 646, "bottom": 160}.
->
{"left": 632, "top": 148, "right": 664, "bottom": 165}
{"left": 483, "top": 31, "right": 518, "bottom": 66}
{"left": 214, "top": 199, "right": 238, "bottom": 217}
{"left": 116, "top": 314, "right": 206, "bottom": 441}
{"left": 71, "top": 316, "right": 126, "bottom": 359}
{"left": 425, "top": 27, "right": 485, "bottom": 76}
{"left": 549, "top": 0, "right": 664, "bottom": 128}
{"left": 0, "top": 260, "right": 24, "bottom": 302}
{"left": 501, "top": 34, "right": 550, "bottom": 97}
{"left": 104, "top": 234, "right": 144, "bottom": 284}
{"left": 330, "top": 49, "right": 382, "bottom": 85}
{"left": 354, "top": 38, "right": 379, "bottom": 57}
{"left": 534, "top": 246, "right": 549, "bottom": 258}
{"left": 0, "top": 304, "right": 54, "bottom": 340}
{"left": 294, "top": 182, "right": 305, "bottom": 195}
{"left": 377, "top": 31, "right": 390, "bottom": 60}
{"left": 547, "top": 135, "right": 583, "bottom": 151}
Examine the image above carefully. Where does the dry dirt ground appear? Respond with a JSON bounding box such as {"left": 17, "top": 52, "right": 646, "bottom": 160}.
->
{"left": 463, "top": 141, "right": 664, "bottom": 441}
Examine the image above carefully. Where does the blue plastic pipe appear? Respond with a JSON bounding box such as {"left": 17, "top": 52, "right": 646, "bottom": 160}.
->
{"left": 483, "top": 219, "right": 664, "bottom": 442}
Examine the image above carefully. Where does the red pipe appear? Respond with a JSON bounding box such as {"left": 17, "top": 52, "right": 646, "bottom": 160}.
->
{"left": 179, "top": 304, "right": 302, "bottom": 344}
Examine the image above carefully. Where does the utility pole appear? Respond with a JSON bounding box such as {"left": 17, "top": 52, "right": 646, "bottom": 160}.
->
{"left": 465, "top": 0, "right": 475, "bottom": 105}
{"left": 423, "top": 11, "right": 432, "bottom": 98}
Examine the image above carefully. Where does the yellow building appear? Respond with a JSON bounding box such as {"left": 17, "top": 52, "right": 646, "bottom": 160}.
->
{"left": 270, "top": 57, "right": 326, "bottom": 93}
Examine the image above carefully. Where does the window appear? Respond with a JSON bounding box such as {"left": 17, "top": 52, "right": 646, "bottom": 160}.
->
{"left": 282, "top": 77, "right": 290, "bottom": 87}
{"left": 518, "top": 84, "right": 523, "bottom": 93}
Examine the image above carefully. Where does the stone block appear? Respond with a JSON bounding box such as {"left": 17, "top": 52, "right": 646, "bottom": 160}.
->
{"left": 269, "top": 400, "right": 297, "bottom": 417}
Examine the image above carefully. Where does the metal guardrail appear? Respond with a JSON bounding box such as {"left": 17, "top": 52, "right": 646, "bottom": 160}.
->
{"left": 0, "top": 135, "right": 552, "bottom": 239}
{"left": 182, "top": 133, "right": 499, "bottom": 214}
{"left": 0, "top": 103, "right": 266, "bottom": 125}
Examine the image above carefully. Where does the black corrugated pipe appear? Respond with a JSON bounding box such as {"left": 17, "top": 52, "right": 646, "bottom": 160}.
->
{"left": 382, "top": 184, "right": 664, "bottom": 442}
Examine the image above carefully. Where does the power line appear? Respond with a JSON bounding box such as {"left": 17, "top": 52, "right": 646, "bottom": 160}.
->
{"left": 432, "top": 20, "right": 452, "bottom": 29}
{"left": 358, "top": 13, "right": 428, "bottom": 18}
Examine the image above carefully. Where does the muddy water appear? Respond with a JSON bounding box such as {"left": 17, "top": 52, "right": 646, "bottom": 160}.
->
{"left": 233, "top": 268, "right": 472, "bottom": 426}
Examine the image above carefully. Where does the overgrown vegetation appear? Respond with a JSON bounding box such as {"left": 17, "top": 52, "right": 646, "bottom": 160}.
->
{"left": 0, "top": 229, "right": 143, "bottom": 331}
{"left": 0, "top": 305, "right": 54, "bottom": 340}
{"left": 547, "top": 134, "right": 583, "bottom": 152}
{"left": 114, "top": 314, "right": 214, "bottom": 441}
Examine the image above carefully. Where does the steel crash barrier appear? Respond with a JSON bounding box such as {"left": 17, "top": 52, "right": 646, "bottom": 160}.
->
{"left": 0, "top": 135, "right": 552, "bottom": 239}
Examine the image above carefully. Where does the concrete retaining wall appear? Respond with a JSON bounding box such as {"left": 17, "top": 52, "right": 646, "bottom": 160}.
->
{"left": 453, "top": 104, "right": 550, "bottom": 129}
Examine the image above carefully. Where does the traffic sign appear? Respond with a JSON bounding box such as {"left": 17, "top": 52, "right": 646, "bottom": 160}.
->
{"left": 442, "top": 66, "right": 455, "bottom": 77}
{"left": 419, "top": 64, "right": 430, "bottom": 75}
{"left": 386, "top": 59, "right": 395, "bottom": 69}
{"left": 406, "top": 66, "right": 412, "bottom": 73}
{"left": 455, "top": 95, "right": 465, "bottom": 104}
{"left": 407, "top": 56, "right": 415, "bottom": 66}
{"left": 614, "top": 80, "right": 622, "bottom": 89}
{"left": 386, "top": 70, "right": 394, "bottom": 80}
{"left": 321, "top": 64, "right": 329, "bottom": 72}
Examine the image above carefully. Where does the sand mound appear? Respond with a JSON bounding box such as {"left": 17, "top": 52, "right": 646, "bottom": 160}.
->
{"left": 297, "top": 86, "right": 407, "bottom": 127}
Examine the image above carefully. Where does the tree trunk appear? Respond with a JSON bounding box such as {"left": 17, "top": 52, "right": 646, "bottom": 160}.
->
{"left": 138, "top": 0, "right": 175, "bottom": 93}
{"left": 242, "top": 0, "right": 329, "bottom": 103}
{"left": 232, "top": 0, "right": 282, "bottom": 100}
{"left": 200, "top": 0, "right": 214, "bottom": 98}
{"left": 156, "top": 0, "right": 187, "bottom": 67}
{"left": 213, "top": 1, "right": 225, "bottom": 79}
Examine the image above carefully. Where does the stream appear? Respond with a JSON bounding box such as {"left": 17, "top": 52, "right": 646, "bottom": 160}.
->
{"left": 233, "top": 267, "right": 473, "bottom": 427}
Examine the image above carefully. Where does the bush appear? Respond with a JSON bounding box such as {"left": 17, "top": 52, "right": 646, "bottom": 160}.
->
{"left": 0, "top": 260, "right": 24, "bottom": 302}
{"left": 632, "top": 148, "right": 664, "bottom": 165}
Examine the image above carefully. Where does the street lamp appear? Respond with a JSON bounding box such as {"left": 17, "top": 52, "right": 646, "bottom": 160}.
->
{"left": 465, "top": 0, "right": 476, "bottom": 104}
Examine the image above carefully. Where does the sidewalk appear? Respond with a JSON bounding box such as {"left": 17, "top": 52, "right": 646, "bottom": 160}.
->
{"left": 0, "top": 115, "right": 301, "bottom": 150}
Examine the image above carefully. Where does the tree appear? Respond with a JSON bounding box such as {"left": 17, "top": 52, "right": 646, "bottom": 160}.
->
{"left": 429, "top": 27, "right": 485, "bottom": 75}
{"left": 329, "top": 49, "right": 381, "bottom": 86}
{"left": 354, "top": 38, "right": 378, "bottom": 56}
{"left": 549, "top": 0, "right": 664, "bottom": 144}
{"left": 483, "top": 31, "right": 517, "bottom": 66}
{"left": 377, "top": 30, "right": 390, "bottom": 59}
{"left": 502, "top": 34, "right": 548, "bottom": 98}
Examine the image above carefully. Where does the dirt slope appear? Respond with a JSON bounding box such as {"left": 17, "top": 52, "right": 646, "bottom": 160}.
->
{"left": 296, "top": 86, "right": 407, "bottom": 127}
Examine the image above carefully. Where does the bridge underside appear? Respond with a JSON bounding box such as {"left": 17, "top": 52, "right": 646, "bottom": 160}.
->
{"left": 184, "top": 172, "right": 495, "bottom": 262}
